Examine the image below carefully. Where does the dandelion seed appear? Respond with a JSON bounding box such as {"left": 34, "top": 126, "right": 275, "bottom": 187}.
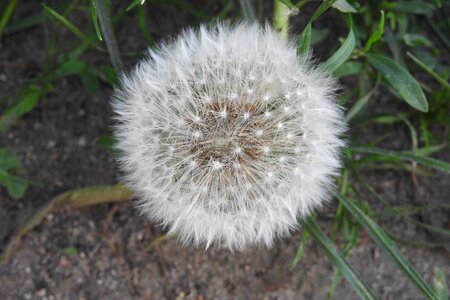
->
{"left": 113, "top": 23, "right": 346, "bottom": 250}
{"left": 212, "top": 160, "right": 223, "bottom": 170}
{"left": 255, "top": 129, "right": 264, "bottom": 137}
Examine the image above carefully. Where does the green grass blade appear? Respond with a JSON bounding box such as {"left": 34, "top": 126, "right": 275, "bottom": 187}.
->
{"left": 126, "top": 0, "right": 145, "bottom": 12}
{"left": 279, "top": 0, "right": 296, "bottom": 9}
{"left": 433, "top": 267, "right": 449, "bottom": 300}
{"left": 333, "top": 61, "right": 363, "bottom": 78}
{"left": 332, "top": 0, "right": 357, "bottom": 13}
{"left": 42, "top": 4, "right": 96, "bottom": 47}
{"left": 296, "top": 0, "right": 337, "bottom": 56}
{"left": 297, "top": 23, "right": 311, "bottom": 56}
{"left": 336, "top": 193, "right": 439, "bottom": 300}
{"left": 91, "top": 0, "right": 103, "bottom": 41}
{"left": 349, "top": 146, "right": 450, "bottom": 174}
{"left": 366, "top": 53, "right": 428, "bottom": 112}
{"left": 310, "top": 0, "right": 337, "bottom": 22}
{"left": 408, "top": 219, "right": 450, "bottom": 237}
{"left": 413, "top": 144, "right": 447, "bottom": 156}
{"left": 291, "top": 229, "right": 309, "bottom": 269}
{"left": 407, "top": 52, "right": 450, "bottom": 89}
{"left": 345, "top": 89, "right": 375, "bottom": 121}
{"left": 0, "top": 0, "right": 18, "bottom": 38}
{"left": 364, "top": 11, "right": 385, "bottom": 52}
{"left": 321, "top": 23, "right": 356, "bottom": 72}
{"left": 136, "top": 5, "right": 154, "bottom": 47}
{"left": 302, "top": 218, "right": 377, "bottom": 300}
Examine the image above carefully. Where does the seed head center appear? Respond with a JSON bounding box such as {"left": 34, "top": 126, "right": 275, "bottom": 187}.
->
{"left": 189, "top": 101, "right": 270, "bottom": 170}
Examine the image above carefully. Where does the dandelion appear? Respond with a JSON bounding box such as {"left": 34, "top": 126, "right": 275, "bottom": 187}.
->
{"left": 112, "top": 23, "right": 346, "bottom": 250}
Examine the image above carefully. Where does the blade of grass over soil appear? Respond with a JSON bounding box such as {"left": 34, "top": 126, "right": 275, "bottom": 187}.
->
{"left": 350, "top": 146, "right": 450, "bottom": 174}
{"left": 302, "top": 218, "right": 377, "bottom": 300}
{"left": 336, "top": 193, "right": 439, "bottom": 300}
{"left": 42, "top": 4, "right": 97, "bottom": 48}
{"left": 0, "top": 0, "right": 18, "bottom": 38}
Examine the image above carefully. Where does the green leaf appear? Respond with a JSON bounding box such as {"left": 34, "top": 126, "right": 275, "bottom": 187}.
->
{"left": 0, "top": 169, "right": 28, "bottom": 199}
{"left": 302, "top": 218, "right": 377, "bottom": 300}
{"left": 62, "top": 246, "right": 78, "bottom": 256}
{"left": 390, "top": 1, "right": 436, "bottom": 15}
{"left": 407, "top": 52, "right": 450, "bottom": 89}
{"left": 279, "top": 0, "right": 296, "bottom": 9}
{"left": 0, "top": 0, "right": 18, "bottom": 38}
{"left": 321, "top": 25, "right": 356, "bottom": 72}
{"left": 310, "top": 0, "right": 337, "bottom": 23}
{"left": 101, "top": 66, "right": 119, "bottom": 86}
{"left": 91, "top": 0, "right": 103, "bottom": 41}
{"left": 366, "top": 53, "right": 428, "bottom": 112}
{"left": 297, "top": 0, "right": 336, "bottom": 56}
{"left": 4, "top": 88, "right": 41, "bottom": 118}
{"left": 333, "top": 61, "right": 363, "bottom": 78}
{"left": 97, "top": 134, "right": 117, "bottom": 153}
{"left": 413, "top": 144, "right": 446, "bottom": 157}
{"left": 57, "top": 59, "right": 87, "bottom": 77}
{"left": 409, "top": 219, "right": 450, "bottom": 237}
{"left": 136, "top": 5, "right": 155, "bottom": 47}
{"left": 0, "top": 149, "right": 21, "bottom": 170}
{"left": 297, "top": 23, "right": 311, "bottom": 56}
{"left": 433, "top": 267, "right": 449, "bottom": 300}
{"left": 291, "top": 230, "right": 309, "bottom": 269}
{"left": 366, "top": 114, "right": 403, "bottom": 125}
{"left": 81, "top": 71, "right": 101, "bottom": 94}
{"left": 126, "top": 0, "right": 146, "bottom": 12}
{"left": 364, "top": 11, "right": 385, "bottom": 52}
{"left": 5, "top": 10, "right": 45, "bottom": 33}
{"left": 332, "top": 0, "right": 357, "bottom": 13}
{"left": 42, "top": 4, "right": 96, "bottom": 47}
{"left": 336, "top": 194, "right": 439, "bottom": 300}
{"left": 345, "top": 89, "right": 375, "bottom": 121}
{"left": 350, "top": 146, "right": 450, "bottom": 174}
{"left": 403, "top": 33, "right": 432, "bottom": 48}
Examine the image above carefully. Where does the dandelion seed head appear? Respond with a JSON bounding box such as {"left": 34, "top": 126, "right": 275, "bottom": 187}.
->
{"left": 113, "top": 22, "right": 346, "bottom": 250}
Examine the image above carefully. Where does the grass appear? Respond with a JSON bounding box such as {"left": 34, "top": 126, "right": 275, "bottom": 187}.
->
{"left": 0, "top": 0, "right": 449, "bottom": 298}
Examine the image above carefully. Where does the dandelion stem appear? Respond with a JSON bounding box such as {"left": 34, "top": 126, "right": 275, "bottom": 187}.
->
{"left": 273, "top": 0, "right": 290, "bottom": 40}
{"left": 95, "top": 0, "right": 124, "bottom": 73}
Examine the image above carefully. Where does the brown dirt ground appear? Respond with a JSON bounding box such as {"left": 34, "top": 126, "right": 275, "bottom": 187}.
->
{"left": 0, "top": 1, "right": 449, "bottom": 299}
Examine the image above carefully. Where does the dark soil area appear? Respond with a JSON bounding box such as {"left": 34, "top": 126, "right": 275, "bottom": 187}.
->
{"left": 0, "top": 1, "right": 448, "bottom": 299}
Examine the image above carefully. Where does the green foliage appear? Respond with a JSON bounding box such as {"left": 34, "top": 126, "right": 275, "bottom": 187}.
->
{"left": 62, "top": 246, "right": 78, "bottom": 256}
{"left": 321, "top": 20, "right": 356, "bottom": 72}
{"left": 366, "top": 53, "right": 428, "bottom": 112}
{"left": 0, "top": 0, "right": 18, "bottom": 38}
{"left": 433, "top": 267, "right": 449, "bottom": 300}
{"left": 0, "top": 149, "right": 28, "bottom": 199}
{"left": 337, "top": 194, "right": 438, "bottom": 300}
{"left": 286, "top": 0, "right": 449, "bottom": 298}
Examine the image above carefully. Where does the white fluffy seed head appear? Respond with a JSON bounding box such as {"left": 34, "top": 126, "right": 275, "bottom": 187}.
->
{"left": 112, "top": 22, "right": 346, "bottom": 251}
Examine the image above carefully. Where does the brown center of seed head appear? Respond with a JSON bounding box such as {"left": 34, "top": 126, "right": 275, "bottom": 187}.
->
{"left": 188, "top": 101, "right": 273, "bottom": 173}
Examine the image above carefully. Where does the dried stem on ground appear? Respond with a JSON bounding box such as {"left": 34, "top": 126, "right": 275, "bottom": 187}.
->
{"left": 0, "top": 184, "right": 133, "bottom": 265}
